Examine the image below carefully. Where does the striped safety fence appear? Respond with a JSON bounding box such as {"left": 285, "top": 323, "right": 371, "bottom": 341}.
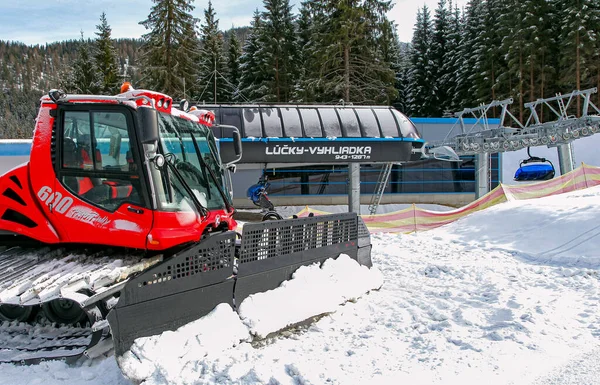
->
{"left": 292, "top": 163, "right": 600, "bottom": 234}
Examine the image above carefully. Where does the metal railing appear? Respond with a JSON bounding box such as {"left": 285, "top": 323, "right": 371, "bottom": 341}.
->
{"left": 430, "top": 88, "right": 600, "bottom": 156}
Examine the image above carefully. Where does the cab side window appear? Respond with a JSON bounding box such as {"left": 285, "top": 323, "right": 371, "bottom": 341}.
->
{"left": 60, "top": 110, "right": 144, "bottom": 212}
{"left": 92, "top": 112, "right": 137, "bottom": 173}
{"left": 62, "top": 111, "right": 97, "bottom": 170}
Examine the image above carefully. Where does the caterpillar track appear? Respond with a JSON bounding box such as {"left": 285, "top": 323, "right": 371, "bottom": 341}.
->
{"left": 0, "top": 246, "right": 160, "bottom": 364}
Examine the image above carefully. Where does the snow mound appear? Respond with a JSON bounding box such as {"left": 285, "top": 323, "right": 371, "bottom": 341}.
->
{"left": 118, "top": 303, "right": 250, "bottom": 384}
{"left": 433, "top": 185, "right": 600, "bottom": 267}
{"left": 119, "top": 254, "right": 382, "bottom": 385}
{"left": 238, "top": 254, "right": 384, "bottom": 338}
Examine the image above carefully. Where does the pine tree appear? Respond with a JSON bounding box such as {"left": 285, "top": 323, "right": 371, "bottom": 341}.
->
{"left": 68, "top": 32, "right": 100, "bottom": 94}
{"left": 139, "top": 0, "right": 199, "bottom": 98}
{"left": 408, "top": 6, "right": 435, "bottom": 116}
{"left": 520, "top": 0, "right": 556, "bottom": 107}
{"left": 392, "top": 43, "right": 411, "bottom": 114}
{"left": 542, "top": 0, "right": 561, "bottom": 114}
{"left": 226, "top": 29, "right": 242, "bottom": 101}
{"left": 196, "top": 1, "right": 229, "bottom": 103}
{"left": 293, "top": 0, "right": 325, "bottom": 102}
{"left": 22, "top": 58, "right": 33, "bottom": 92}
{"left": 472, "top": 0, "right": 507, "bottom": 113}
{"left": 444, "top": 2, "right": 463, "bottom": 113}
{"left": 556, "top": 0, "right": 599, "bottom": 115}
{"left": 431, "top": 0, "right": 451, "bottom": 116}
{"left": 238, "top": 10, "right": 266, "bottom": 101}
{"left": 379, "top": 19, "right": 402, "bottom": 106}
{"left": 94, "top": 12, "right": 120, "bottom": 95}
{"left": 454, "top": 0, "right": 483, "bottom": 110}
{"left": 588, "top": 0, "right": 600, "bottom": 107}
{"left": 499, "top": 0, "right": 528, "bottom": 121}
{"left": 253, "top": 0, "right": 299, "bottom": 102}
{"left": 466, "top": 0, "right": 486, "bottom": 106}
{"left": 310, "top": 0, "right": 395, "bottom": 104}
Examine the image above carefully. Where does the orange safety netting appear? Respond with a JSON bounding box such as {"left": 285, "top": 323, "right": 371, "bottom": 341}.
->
{"left": 292, "top": 163, "right": 600, "bottom": 234}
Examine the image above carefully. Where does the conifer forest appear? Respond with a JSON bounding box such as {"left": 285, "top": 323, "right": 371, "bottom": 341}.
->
{"left": 1, "top": 0, "right": 599, "bottom": 138}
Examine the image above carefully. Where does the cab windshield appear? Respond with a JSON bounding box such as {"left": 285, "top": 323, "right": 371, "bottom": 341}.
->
{"left": 155, "top": 112, "right": 227, "bottom": 211}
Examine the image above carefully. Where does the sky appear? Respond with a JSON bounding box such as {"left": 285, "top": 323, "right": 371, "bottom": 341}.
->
{"left": 0, "top": 0, "right": 469, "bottom": 46}
{"left": 2, "top": 182, "right": 600, "bottom": 384}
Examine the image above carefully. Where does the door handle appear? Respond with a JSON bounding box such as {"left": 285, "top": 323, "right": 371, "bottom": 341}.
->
{"left": 127, "top": 206, "right": 144, "bottom": 214}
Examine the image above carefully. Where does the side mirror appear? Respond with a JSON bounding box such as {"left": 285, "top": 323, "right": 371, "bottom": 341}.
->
{"left": 233, "top": 130, "right": 242, "bottom": 158}
{"left": 137, "top": 106, "right": 159, "bottom": 144}
{"left": 216, "top": 124, "right": 243, "bottom": 166}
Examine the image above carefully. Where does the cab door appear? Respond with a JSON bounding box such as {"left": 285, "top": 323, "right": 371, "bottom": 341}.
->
{"left": 51, "top": 105, "right": 153, "bottom": 249}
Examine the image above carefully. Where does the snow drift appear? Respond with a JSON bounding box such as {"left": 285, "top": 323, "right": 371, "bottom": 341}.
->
{"left": 118, "top": 254, "right": 383, "bottom": 385}
{"left": 436, "top": 185, "right": 600, "bottom": 268}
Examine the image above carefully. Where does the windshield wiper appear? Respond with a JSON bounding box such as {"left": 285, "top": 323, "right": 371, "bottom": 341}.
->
{"left": 189, "top": 133, "right": 232, "bottom": 212}
{"left": 166, "top": 160, "right": 209, "bottom": 218}
{"left": 188, "top": 135, "right": 211, "bottom": 201}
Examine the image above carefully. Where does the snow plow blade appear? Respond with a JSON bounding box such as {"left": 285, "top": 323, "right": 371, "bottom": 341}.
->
{"left": 108, "top": 212, "right": 371, "bottom": 356}
{"left": 235, "top": 212, "right": 372, "bottom": 304}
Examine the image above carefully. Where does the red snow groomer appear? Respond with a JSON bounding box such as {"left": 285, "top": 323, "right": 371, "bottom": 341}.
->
{"left": 0, "top": 86, "right": 372, "bottom": 364}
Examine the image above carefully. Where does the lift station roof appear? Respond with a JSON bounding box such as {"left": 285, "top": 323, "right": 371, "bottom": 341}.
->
{"left": 203, "top": 105, "right": 426, "bottom": 166}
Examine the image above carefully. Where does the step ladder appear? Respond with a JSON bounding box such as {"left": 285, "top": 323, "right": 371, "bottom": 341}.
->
{"left": 368, "top": 163, "right": 393, "bottom": 215}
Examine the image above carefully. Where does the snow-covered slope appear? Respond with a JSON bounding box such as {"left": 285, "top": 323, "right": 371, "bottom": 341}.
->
{"left": 436, "top": 185, "right": 600, "bottom": 267}
{"left": 1, "top": 186, "right": 599, "bottom": 385}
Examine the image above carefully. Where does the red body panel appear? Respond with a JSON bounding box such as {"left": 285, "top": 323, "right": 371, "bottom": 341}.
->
{"left": 147, "top": 209, "right": 234, "bottom": 251}
{"left": 0, "top": 94, "right": 237, "bottom": 252}
{"left": 47, "top": 180, "right": 153, "bottom": 249}
{"left": 0, "top": 164, "right": 60, "bottom": 243}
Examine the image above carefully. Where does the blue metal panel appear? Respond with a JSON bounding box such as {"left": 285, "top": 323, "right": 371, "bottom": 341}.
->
{"left": 0, "top": 142, "right": 32, "bottom": 156}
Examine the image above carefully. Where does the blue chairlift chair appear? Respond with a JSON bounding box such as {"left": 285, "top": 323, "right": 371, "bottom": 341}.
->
{"left": 514, "top": 147, "right": 555, "bottom": 182}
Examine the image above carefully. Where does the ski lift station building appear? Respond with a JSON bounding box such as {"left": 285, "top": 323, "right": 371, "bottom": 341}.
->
{"left": 209, "top": 105, "right": 501, "bottom": 208}
{"left": 0, "top": 106, "right": 501, "bottom": 209}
